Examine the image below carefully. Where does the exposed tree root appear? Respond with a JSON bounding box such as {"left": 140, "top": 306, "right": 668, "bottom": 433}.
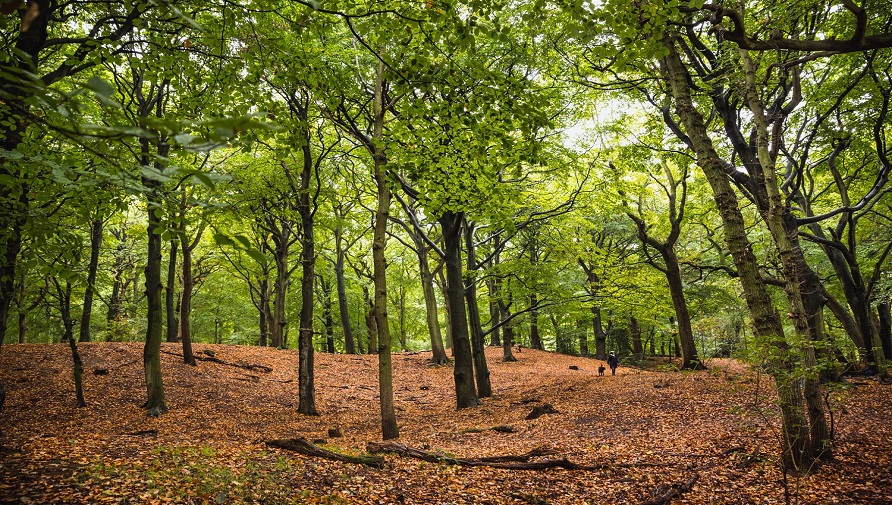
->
{"left": 266, "top": 438, "right": 384, "bottom": 468}
{"left": 161, "top": 349, "right": 273, "bottom": 372}
{"left": 366, "top": 441, "right": 668, "bottom": 471}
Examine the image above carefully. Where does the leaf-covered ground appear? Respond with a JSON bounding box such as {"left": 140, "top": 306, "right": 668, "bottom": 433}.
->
{"left": 0, "top": 343, "right": 890, "bottom": 504}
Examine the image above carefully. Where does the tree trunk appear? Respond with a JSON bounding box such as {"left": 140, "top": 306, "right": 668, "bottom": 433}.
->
{"left": 878, "top": 301, "right": 892, "bottom": 361}
{"left": 631, "top": 316, "right": 643, "bottom": 360}
{"left": 592, "top": 306, "right": 606, "bottom": 360}
{"left": 55, "top": 279, "right": 75, "bottom": 343}
{"left": 437, "top": 270, "right": 453, "bottom": 352}
{"left": 258, "top": 276, "right": 271, "bottom": 347}
{"left": 298, "top": 132, "right": 318, "bottom": 417}
{"left": 180, "top": 233, "right": 197, "bottom": 366}
{"left": 499, "top": 297, "right": 517, "bottom": 362}
{"left": 143, "top": 185, "right": 167, "bottom": 417}
{"left": 320, "top": 276, "right": 336, "bottom": 353}
{"left": 165, "top": 238, "right": 179, "bottom": 343}
{"left": 106, "top": 230, "right": 127, "bottom": 325}
{"left": 417, "top": 239, "right": 448, "bottom": 363}
{"left": 365, "top": 287, "right": 377, "bottom": 355}
{"left": 79, "top": 218, "right": 103, "bottom": 343}
{"left": 335, "top": 228, "right": 356, "bottom": 354}
{"left": 440, "top": 211, "right": 479, "bottom": 408}
{"left": 271, "top": 239, "right": 289, "bottom": 348}
{"left": 487, "top": 279, "right": 501, "bottom": 347}
{"left": 662, "top": 248, "right": 702, "bottom": 369}
{"left": 577, "top": 318, "right": 589, "bottom": 356}
{"left": 529, "top": 294, "right": 542, "bottom": 350}
{"left": 371, "top": 60, "right": 397, "bottom": 438}
{"left": 66, "top": 329, "right": 86, "bottom": 407}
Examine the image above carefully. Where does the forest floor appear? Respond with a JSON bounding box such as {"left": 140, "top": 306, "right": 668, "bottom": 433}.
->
{"left": 0, "top": 343, "right": 890, "bottom": 505}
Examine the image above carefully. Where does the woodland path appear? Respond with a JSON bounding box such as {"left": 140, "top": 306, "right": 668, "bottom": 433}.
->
{"left": 0, "top": 343, "right": 889, "bottom": 504}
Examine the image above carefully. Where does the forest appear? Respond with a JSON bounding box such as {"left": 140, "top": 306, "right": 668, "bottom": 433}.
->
{"left": 1, "top": 0, "right": 891, "bottom": 503}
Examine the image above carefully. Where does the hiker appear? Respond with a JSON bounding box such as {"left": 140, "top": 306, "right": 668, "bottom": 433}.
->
{"left": 607, "top": 351, "right": 619, "bottom": 375}
{"left": 598, "top": 364, "right": 605, "bottom": 376}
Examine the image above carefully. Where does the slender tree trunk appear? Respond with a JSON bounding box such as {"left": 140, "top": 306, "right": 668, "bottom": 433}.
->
{"left": 79, "top": 218, "right": 103, "bottom": 342}
{"left": 417, "top": 239, "right": 448, "bottom": 363}
{"left": 370, "top": 60, "right": 397, "bottom": 438}
{"left": 440, "top": 211, "right": 479, "bottom": 407}
{"left": 592, "top": 306, "right": 606, "bottom": 360}
{"left": 437, "top": 270, "right": 454, "bottom": 352}
{"left": 298, "top": 136, "right": 318, "bottom": 417}
{"left": 662, "top": 248, "right": 702, "bottom": 369}
{"left": 529, "top": 294, "right": 542, "bottom": 350}
{"left": 878, "top": 301, "right": 892, "bottom": 361}
{"left": 258, "top": 274, "right": 271, "bottom": 347}
{"left": 143, "top": 186, "right": 167, "bottom": 417}
{"left": 631, "top": 316, "right": 643, "bottom": 360}
{"left": 66, "top": 329, "right": 86, "bottom": 407}
{"left": 499, "top": 296, "right": 517, "bottom": 362}
{"left": 577, "top": 318, "right": 589, "bottom": 356}
{"left": 271, "top": 244, "right": 289, "bottom": 348}
{"left": 165, "top": 239, "right": 179, "bottom": 343}
{"left": 364, "top": 287, "right": 377, "bottom": 355}
{"left": 372, "top": 158, "right": 396, "bottom": 434}
{"left": 106, "top": 230, "right": 127, "bottom": 325}
{"left": 335, "top": 228, "right": 356, "bottom": 354}
{"left": 487, "top": 279, "right": 501, "bottom": 346}
{"left": 180, "top": 233, "right": 197, "bottom": 366}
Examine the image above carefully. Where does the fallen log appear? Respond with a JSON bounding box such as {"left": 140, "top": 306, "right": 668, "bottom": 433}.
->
{"left": 267, "top": 438, "right": 384, "bottom": 468}
{"left": 366, "top": 441, "right": 661, "bottom": 471}
{"left": 640, "top": 474, "right": 698, "bottom": 505}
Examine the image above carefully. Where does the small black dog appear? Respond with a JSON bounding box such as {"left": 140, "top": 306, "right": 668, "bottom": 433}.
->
{"left": 598, "top": 364, "right": 605, "bottom": 376}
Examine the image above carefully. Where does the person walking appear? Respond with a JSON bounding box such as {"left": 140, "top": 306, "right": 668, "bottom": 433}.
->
{"left": 607, "top": 351, "right": 619, "bottom": 375}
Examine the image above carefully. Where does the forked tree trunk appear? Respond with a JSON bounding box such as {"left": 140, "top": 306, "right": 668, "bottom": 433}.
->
{"left": 440, "top": 211, "right": 479, "bottom": 407}
{"left": 464, "top": 223, "right": 491, "bottom": 397}
{"left": 663, "top": 35, "right": 813, "bottom": 472}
